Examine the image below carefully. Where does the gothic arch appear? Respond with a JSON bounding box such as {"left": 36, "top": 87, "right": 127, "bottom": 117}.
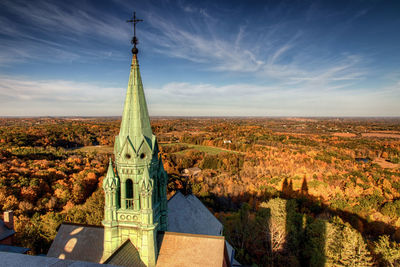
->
{"left": 126, "top": 178, "right": 134, "bottom": 209}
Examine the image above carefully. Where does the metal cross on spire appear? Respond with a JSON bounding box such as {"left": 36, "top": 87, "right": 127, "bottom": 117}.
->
{"left": 127, "top": 12, "right": 143, "bottom": 54}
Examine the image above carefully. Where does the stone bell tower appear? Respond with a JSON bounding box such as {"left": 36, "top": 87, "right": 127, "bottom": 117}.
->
{"left": 102, "top": 12, "right": 168, "bottom": 267}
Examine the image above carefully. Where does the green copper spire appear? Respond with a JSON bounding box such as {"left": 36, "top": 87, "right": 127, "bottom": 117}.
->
{"left": 117, "top": 54, "right": 153, "bottom": 151}
{"left": 102, "top": 14, "right": 168, "bottom": 266}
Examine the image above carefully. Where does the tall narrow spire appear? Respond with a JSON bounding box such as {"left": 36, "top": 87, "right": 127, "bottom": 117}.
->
{"left": 103, "top": 13, "right": 168, "bottom": 266}
{"left": 117, "top": 54, "right": 153, "bottom": 151}
{"left": 116, "top": 13, "right": 153, "bottom": 152}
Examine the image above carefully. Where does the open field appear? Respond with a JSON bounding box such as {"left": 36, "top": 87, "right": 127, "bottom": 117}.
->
{"left": 373, "top": 157, "right": 400, "bottom": 169}
{"left": 70, "top": 145, "right": 113, "bottom": 154}
{"left": 70, "top": 142, "right": 237, "bottom": 156}
{"left": 333, "top": 132, "right": 357, "bottom": 137}
{"left": 362, "top": 132, "right": 400, "bottom": 138}
{"left": 161, "top": 142, "right": 238, "bottom": 155}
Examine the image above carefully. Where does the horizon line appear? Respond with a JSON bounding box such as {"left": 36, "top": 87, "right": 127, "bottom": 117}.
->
{"left": 1, "top": 115, "right": 400, "bottom": 119}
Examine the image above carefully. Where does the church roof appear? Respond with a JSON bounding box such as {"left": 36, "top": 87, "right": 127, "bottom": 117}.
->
{"left": 0, "top": 244, "right": 30, "bottom": 254}
{"left": 156, "top": 232, "right": 229, "bottom": 267}
{"left": 104, "top": 239, "right": 145, "bottom": 267}
{"left": 117, "top": 54, "right": 154, "bottom": 151}
{"left": 48, "top": 224, "right": 230, "bottom": 266}
{"left": 0, "top": 219, "right": 15, "bottom": 241}
{"left": 168, "top": 192, "right": 223, "bottom": 236}
{"left": 1, "top": 251, "right": 113, "bottom": 266}
{"left": 47, "top": 223, "right": 104, "bottom": 263}
{"left": 167, "top": 193, "right": 238, "bottom": 265}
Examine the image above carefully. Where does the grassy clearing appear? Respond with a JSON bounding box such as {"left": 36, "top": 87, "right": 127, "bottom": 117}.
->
{"left": 160, "top": 142, "right": 232, "bottom": 155}
{"left": 72, "top": 145, "right": 113, "bottom": 154}
{"left": 74, "top": 143, "right": 233, "bottom": 156}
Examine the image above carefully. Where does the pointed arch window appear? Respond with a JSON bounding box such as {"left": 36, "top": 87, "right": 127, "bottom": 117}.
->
{"left": 126, "top": 179, "right": 134, "bottom": 209}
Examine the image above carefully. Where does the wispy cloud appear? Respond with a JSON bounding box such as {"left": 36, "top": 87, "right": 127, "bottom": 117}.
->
{"left": 0, "top": 75, "right": 124, "bottom": 116}
{"left": 0, "top": 72, "right": 398, "bottom": 117}
{"left": 142, "top": 10, "right": 264, "bottom": 72}
{"left": 1, "top": 0, "right": 129, "bottom": 41}
{"left": 0, "top": 0, "right": 397, "bottom": 116}
{"left": 0, "top": 0, "right": 130, "bottom": 65}
{"left": 140, "top": 2, "right": 368, "bottom": 95}
{"left": 0, "top": 0, "right": 374, "bottom": 87}
{"left": 146, "top": 79, "right": 400, "bottom": 116}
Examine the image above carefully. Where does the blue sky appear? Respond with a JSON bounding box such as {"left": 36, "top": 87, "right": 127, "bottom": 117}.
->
{"left": 0, "top": 0, "right": 399, "bottom": 116}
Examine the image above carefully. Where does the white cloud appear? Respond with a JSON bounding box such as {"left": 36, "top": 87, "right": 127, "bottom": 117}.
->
{"left": 0, "top": 1, "right": 397, "bottom": 117}
{"left": 1, "top": 0, "right": 129, "bottom": 41}
{"left": 140, "top": 5, "right": 368, "bottom": 95}
{"left": 0, "top": 0, "right": 129, "bottom": 64}
{"left": 146, "top": 80, "right": 400, "bottom": 117}
{"left": 0, "top": 75, "right": 124, "bottom": 116}
{"left": 0, "top": 74, "right": 398, "bottom": 117}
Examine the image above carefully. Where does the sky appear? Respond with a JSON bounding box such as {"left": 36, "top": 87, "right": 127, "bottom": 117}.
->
{"left": 0, "top": 0, "right": 399, "bottom": 117}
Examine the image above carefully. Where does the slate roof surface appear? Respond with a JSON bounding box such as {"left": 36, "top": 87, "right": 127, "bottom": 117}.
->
{"left": 0, "top": 244, "right": 30, "bottom": 254}
{"left": 156, "top": 232, "right": 227, "bottom": 267}
{"left": 168, "top": 193, "right": 238, "bottom": 265}
{"left": 225, "top": 241, "right": 234, "bottom": 264}
{"left": 0, "top": 251, "right": 114, "bottom": 266}
{"left": 167, "top": 192, "right": 223, "bottom": 236}
{"left": 0, "top": 219, "right": 15, "bottom": 241}
{"left": 49, "top": 226, "right": 228, "bottom": 267}
{"left": 104, "top": 239, "right": 145, "bottom": 267}
{"left": 47, "top": 223, "right": 104, "bottom": 263}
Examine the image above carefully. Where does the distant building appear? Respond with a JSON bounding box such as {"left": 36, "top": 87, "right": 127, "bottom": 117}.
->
{"left": 181, "top": 167, "right": 201, "bottom": 178}
{"left": 223, "top": 140, "right": 232, "bottom": 144}
{"left": 0, "top": 211, "right": 15, "bottom": 245}
{"left": 0, "top": 211, "right": 30, "bottom": 254}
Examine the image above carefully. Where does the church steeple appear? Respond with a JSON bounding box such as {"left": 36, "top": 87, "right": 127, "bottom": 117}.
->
{"left": 102, "top": 13, "right": 168, "bottom": 267}
{"left": 117, "top": 54, "right": 153, "bottom": 151}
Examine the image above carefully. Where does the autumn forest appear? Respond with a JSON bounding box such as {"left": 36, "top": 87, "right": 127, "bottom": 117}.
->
{"left": 1, "top": 117, "right": 400, "bottom": 266}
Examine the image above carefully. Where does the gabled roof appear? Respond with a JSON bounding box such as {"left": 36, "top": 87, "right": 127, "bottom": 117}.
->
{"left": 167, "top": 192, "right": 223, "bottom": 236}
{"left": 48, "top": 194, "right": 230, "bottom": 266}
{"left": 156, "top": 232, "right": 229, "bottom": 267}
{"left": 104, "top": 239, "right": 145, "bottom": 267}
{"left": 167, "top": 193, "right": 238, "bottom": 265}
{"left": 47, "top": 223, "right": 104, "bottom": 263}
{"left": 48, "top": 223, "right": 229, "bottom": 266}
{"left": 0, "top": 219, "right": 15, "bottom": 241}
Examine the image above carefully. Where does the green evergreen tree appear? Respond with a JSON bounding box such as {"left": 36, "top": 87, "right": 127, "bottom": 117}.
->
{"left": 324, "top": 219, "right": 344, "bottom": 266}
{"left": 339, "top": 226, "right": 373, "bottom": 266}
{"left": 305, "top": 216, "right": 373, "bottom": 267}
{"left": 374, "top": 235, "right": 400, "bottom": 267}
